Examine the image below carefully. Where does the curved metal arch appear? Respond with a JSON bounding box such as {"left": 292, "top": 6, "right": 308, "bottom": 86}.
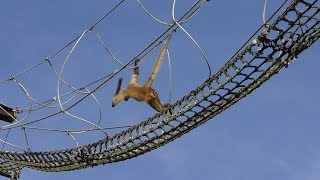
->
{"left": 0, "top": 0, "right": 319, "bottom": 174}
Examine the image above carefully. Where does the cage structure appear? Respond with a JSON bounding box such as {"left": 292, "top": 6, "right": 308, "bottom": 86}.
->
{"left": 0, "top": 0, "right": 318, "bottom": 178}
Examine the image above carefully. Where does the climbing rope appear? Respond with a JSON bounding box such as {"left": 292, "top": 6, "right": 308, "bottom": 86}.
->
{"left": 0, "top": 0, "right": 317, "bottom": 175}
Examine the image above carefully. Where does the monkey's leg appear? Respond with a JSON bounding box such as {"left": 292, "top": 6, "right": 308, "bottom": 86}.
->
{"left": 114, "top": 78, "right": 123, "bottom": 96}
{"left": 112, "top": 78, "right": 125, "bottom": 107}
{"left": 130, "top": 59, "right": 139, "bottom": 84}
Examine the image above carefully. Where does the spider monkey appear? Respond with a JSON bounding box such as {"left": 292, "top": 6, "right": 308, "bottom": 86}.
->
{"left": 112, "top": 30, "right": 175, "bottom": 120}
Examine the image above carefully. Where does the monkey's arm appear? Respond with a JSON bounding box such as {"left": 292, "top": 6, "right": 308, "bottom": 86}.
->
{"left": 144, "top": 30, "right": 175, "bottom": 88}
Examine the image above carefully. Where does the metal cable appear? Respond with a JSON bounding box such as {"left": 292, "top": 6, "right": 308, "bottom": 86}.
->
{"left": 0, "top": 0, "right": 318, "bottom": 175}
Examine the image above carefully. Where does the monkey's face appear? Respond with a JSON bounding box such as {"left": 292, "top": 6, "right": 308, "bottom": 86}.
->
{"left": 146, "top": 88, "right": 163, "bottom": 112}
{"left": 146, "top": 88, "right": 159, "bottom": 100}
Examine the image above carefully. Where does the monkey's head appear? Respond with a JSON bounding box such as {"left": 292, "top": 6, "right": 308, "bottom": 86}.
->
{"left": 146, "top": 88, "right": 163, "bottom": 112}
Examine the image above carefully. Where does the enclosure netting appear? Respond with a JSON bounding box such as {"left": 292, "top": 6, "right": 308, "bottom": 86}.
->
{"left": 0, "top": 0, "right": 318, "bottom": 178}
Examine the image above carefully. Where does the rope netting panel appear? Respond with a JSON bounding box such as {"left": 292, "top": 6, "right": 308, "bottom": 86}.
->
{"left": 0, "top": 0, "right": 318, "bottom": 174}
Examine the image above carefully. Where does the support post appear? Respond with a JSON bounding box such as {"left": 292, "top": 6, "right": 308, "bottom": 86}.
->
{"left": 0, "top": 103, "right": 15, "bottom": 123}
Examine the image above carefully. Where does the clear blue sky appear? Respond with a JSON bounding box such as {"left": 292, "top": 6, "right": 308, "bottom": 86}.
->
{"left": 0, "top": 1, "right": 319, "bottom": 180}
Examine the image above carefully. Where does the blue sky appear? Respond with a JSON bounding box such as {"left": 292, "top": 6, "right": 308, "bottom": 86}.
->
{"left": 0, "top": 1, "right": 319, "bottom": 179}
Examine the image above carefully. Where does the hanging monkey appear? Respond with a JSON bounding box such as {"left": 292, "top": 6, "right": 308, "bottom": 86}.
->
{"left": 112, "top": 30, "right": 175, "bottom": 120}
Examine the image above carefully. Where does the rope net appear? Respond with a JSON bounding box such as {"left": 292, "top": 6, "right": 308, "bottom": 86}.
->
{"left": 0, "top": 0, "right": 208, "bottom": 151}
{"left": 0, "top": 0, "right": 318, "bottom": 177}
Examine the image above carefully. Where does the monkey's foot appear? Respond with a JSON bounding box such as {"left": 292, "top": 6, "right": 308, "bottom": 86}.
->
{"left": 163, "top": 114, "right": 174, "bottom": 122}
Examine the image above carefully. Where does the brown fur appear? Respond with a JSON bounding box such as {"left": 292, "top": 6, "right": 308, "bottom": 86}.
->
{"left": 112, "top": 30, "right": 175, "bottom": 120}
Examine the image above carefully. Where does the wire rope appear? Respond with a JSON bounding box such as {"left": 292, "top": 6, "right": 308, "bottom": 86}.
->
{"left": 172, "top": 0, "right": 212, "bottom": 78}
{"left": 0, "top": 0, "right": 126, "bottom": 84}
{"left": 0, "top": 0, "right": 317, "bottom": 176}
